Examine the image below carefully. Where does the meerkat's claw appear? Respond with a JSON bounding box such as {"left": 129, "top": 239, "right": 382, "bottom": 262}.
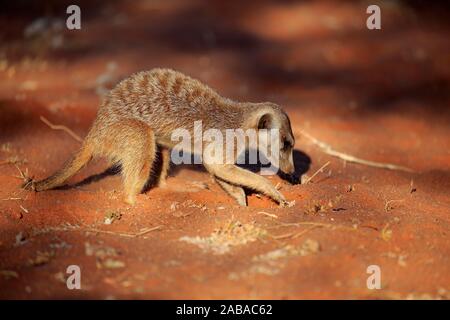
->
{"left": 279, "top": 199, "right": 296, "bottom": 208}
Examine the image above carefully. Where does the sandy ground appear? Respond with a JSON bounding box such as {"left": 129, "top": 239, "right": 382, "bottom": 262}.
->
{"left": 0, "top": 0, "right": 449, "bottom": 299}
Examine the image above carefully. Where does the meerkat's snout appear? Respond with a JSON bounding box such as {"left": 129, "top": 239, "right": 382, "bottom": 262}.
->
{"left": 272, "top": 108, "right": 299, "bottom": 184}
{"left": 278, "top": 138, "right": 300, "bottom": 184}
{"left": 250, "top": 103, "right": 299, "bottom": 185}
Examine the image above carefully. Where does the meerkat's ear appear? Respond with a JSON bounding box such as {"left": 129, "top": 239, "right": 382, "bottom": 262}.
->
{"left": 257, "top": 112, "right": 273, "bottom": 129}
{"left": 245, "top": 109, "right": 274, "bottom": 130}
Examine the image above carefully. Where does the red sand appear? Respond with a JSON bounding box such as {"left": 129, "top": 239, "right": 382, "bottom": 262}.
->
{"left": 0, "top": 0, "right": 449, "bottom": 299}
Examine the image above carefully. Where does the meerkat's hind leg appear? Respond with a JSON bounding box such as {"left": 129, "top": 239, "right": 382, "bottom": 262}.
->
{"left": 215, "top": 178, "right": 247, "bottom": 206}
{"left": 111, "top": 120, "right": 156, "bottom": 205}
{"left": 156, "top": 147, "right": 170, "bottom": 188}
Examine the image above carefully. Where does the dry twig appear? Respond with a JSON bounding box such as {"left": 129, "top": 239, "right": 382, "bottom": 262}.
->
{"left": 2, "top": 197, "right": 24, "bottom": 201}
{"left": 0, "top": 158, "right": 20, "bottom": 166}
{"left": 385, "top": 199, "right": 405, "bottom": 212}
{"left": 298, "top": 130, "right": 414, "bottom": 172}
{"left": 85, "top": 225, "right": 163, "bottom": 238}
{"left": 19, "top": 205, "right": 29, "bottom": 214}
{"left": 257, "top": 211, "right": 279, "bottom": 219}
{"left": 31, "top": 224, "right": 163, "bottom": 239}
{"left": 40, "top": 116, "right": 83, "bottom": 143}
{"left": 303, "top": 161, "right": 330, "bottom": 184}
{"left": 270, "top": 225, "right": 322, "bottom": 240}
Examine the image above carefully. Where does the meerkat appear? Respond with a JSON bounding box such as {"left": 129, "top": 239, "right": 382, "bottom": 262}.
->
{"left": 24, "top": 68, "right": 298, "bottom": 206}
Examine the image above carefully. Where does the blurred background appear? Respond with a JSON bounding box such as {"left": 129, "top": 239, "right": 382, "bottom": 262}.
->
{"left": 0, "top": 0, "right": 449, "bottom": 299}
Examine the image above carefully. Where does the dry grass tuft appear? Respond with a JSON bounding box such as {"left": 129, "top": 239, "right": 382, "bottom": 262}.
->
{"left": 180, "top": 220, "right": 267, "bottom": 254}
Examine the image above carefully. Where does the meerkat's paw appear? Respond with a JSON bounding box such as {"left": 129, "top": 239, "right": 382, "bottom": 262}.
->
{"left": 124, "top": 195, "right": 137, "bottom": 206}
{"left": 157, "top": 180, "right": 167, "bottom": 189}
{"left": 236, "top": 196, "right": 247, "bottom": 207}
{"left": 279, "top": 199, "right": 296, "bottom": 208}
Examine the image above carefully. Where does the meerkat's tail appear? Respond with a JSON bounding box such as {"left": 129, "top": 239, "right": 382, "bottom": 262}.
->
{"left": 25, "top": 142, "right": 93, "bottom": 192}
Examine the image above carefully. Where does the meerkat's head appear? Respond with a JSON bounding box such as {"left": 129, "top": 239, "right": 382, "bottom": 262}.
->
{"left": 244, "top": 102, "right": 299, "bottom": 184}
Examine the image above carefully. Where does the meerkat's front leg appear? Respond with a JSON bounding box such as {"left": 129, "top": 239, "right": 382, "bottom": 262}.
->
{"left": 204, "top": 163, "right": 287, "bottom": 206}
{"left": 215, "top": 177, "right": 247, "bottom": 206}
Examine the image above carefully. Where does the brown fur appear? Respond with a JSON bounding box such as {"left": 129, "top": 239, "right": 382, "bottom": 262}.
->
{"left": 25, "top": 68, "right": 296, "bottom": 206}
